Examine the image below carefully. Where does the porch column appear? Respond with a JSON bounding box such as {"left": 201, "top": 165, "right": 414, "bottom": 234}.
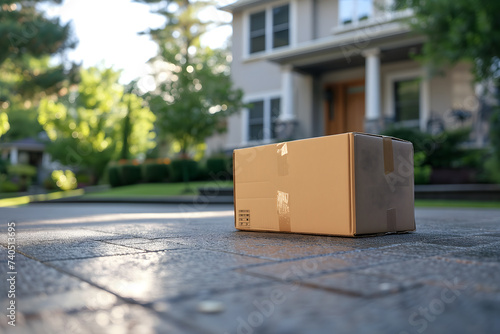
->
{"left": 42, "top": 152, "right": 51, "bottom": 168}
{"left": 281, "top": 64, "right": 294, "bottom": 121}
{"left": 276, "top": 64, "right": 296, "bottom": 140}
{"left": 10, "top": 147, "right": 18, "bottom": 165}
{"left": 363, "top": 48, "right": 382, "bottom": 133}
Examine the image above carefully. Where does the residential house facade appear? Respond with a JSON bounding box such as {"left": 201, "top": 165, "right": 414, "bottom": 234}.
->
{"left": 206, "top": 0, "right": 479, "bottom": 153}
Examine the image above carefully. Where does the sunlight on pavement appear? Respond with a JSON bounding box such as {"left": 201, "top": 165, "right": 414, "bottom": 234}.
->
{"left": 21, "top": 210, "right": 234, "bottom": 226}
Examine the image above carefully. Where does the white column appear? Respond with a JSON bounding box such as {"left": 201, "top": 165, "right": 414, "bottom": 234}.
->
{"left": 280, "top": 65, "right": 295, "bottom": 121}
{"left": 42, "top": 152, "right": 51, "bottom": 168}
{"left": 420, "top": 68, "right": 431, "bottom": 132}
{"left": 10, "top": 147, "right": 18, "bottom": 165}
{"left": 363, "top": 48, "right": 381, "bottom": 122}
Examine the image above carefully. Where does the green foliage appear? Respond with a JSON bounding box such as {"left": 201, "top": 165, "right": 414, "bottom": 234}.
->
{"left": 383, "top": 127, "right": 473, "bottom": 169}
{"left": 121, "top": 165, "right": 143, "bottom": 186}
{"left": 396, "top": 0, "right": 500, "bottom": 81}
{"left": 143, "top": 163, "right": 169, "bottom": 183}
{"left": 108, "top": 166, "right": 122, "bottom": 188}
{"left": 7, "top": 164, "right": 37, "bottom": 178}
{"left": 139, "top": 0, "right": 244, "bottom": 156}
{"left": 413, "top": 152, "right": 431, "bottom": 184}
{"left": 169, "top": 159, "right": 198, "bottom": 182}
{"left": 206, "top": 156, "right": 232, "bottom": 176}
{"left": 0, "top": 111, "right": 9, "bottom": 138}
{"left": 51, "top": 170, "right": 77, "bottom": 191}
{"left": 0, "top": 1, "right": 79, "bottom": 139}
{"left": 0, "top": 180, "right": 19, "bottom": 193}
{"left": 38, "top": 67, "right": 156, "bottom": 181}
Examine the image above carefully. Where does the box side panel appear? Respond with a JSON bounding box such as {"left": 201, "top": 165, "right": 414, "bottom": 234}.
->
{"left": 354, "top": 134, "right": 415, "bottom": 235}
{"left": 233, "top": 134, "right": 353, "bottom": 236}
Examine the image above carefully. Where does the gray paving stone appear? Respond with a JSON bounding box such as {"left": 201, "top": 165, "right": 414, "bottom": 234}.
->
{"left": 0, "top": 303, "right": 198, "bottom": 334}
{"left": 106, "top": 238, "right": 190, "bottom": 252}
{"left": 160, "top": 280, "right": 500, "bottom": 334}
{"left": 421, "top": 235, "right": 500, "bottom": 248}
{"left": 49, "top": 249, "right": 273, "bottom": 303}
{"left": 242, "top": 248, "right": 417, "bottom": 281}
{"left": 18, "top": 240, "right": 145, "bottom": 261}
{"left": 361, "top": 256, "right": 500, "bottom": 293}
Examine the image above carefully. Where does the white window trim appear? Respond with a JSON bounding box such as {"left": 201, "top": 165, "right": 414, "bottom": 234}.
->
{"left": 384, "top": 68, "right": 430, "bottom": 131}
{"left": 242, "top": 0, "right": 296, "bottom": 61}
{"left": 241, "top": 91, "right": 282, "bottom": 146}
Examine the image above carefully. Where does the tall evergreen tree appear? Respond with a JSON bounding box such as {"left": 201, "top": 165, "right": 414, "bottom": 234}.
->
{"left": 0, "top": 0, "right": 78, "bottom": 140}
{"left": 137, "top": 0, "right": 243, "bottom": 156}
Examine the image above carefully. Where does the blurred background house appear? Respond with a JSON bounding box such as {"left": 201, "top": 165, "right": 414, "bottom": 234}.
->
{"left": 206, "top": 0, "right": 489, "bottom": 154}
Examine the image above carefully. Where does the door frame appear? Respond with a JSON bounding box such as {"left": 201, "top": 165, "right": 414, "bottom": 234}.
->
{"left": 324, "top": 79, "right": 365, "bottom": 135}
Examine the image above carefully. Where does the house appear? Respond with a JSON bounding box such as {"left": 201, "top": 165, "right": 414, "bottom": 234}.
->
{"left": 206, "top": 0, "right": 483, "bottom": 154}
{"left": 0, "top": 137, "right": 53, "bottom": 184}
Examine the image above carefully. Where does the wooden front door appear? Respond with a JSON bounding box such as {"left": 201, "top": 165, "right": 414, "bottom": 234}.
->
{"left": 324, "top": 80, "right": 365, "bottom": 135}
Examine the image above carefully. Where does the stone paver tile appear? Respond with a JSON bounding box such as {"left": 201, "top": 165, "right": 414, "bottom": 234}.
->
{"left": 18, "top": 240, "right": 145, "bottom": 261}
{"left": 0, "top": 228, "right": 122, "bottom": 246}
{"left": 421, "top": 236, "right": 500, "bottom": 248}
{"left": 302, "top": 271, "right": 422, "bottom": 297}
{"left": 443, "top": 241, "right": 500, "bottom": 263}
{"left": 113, "top": 238, "right": 190, "bottom": 252}
{"left": 0, "top": 303, "right": 200, "bottom": 334}
{"left": 242, "top": 249, "right": 416, "bottom": 281}
{"left": 380, "top": 242, "right": 465, "bottom": 258}
{"left": 175, "top": 232, "right": 355, "bottom": 260}
{"left": 50, "top": 249, "right": 272, "bottom": 303}
{"left": 361, "top": 256, "right": 500, "bottom": 293}
{"left": 162, "top": 280, "right": 500, "bottom": 334}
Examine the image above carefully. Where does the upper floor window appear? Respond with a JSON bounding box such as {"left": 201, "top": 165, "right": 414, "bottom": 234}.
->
{"left": 339, "top": 0, "right": 373, "bottom": 25}
{"left": 249, "top": 4, "right": 290, "bottom": 54}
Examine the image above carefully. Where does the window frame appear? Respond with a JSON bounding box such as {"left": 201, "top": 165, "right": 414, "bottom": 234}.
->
{"left": 338, "top": 0, "right": 374, "bottom": 26}
{"left": 384, "top": 68, "right": 430, "bottom": 131}
{"left": 242, "top": 92, "right": 282, "bottom": 145}
{"left": 243, "top": 1, "right": 294, "bottom": 59}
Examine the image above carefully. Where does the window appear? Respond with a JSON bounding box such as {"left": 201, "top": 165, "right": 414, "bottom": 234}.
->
{"left": 272, "top": 5, "right": 289, "bottom": 48}
{"left": 250, "top": 11, "right": 266, "bottom": 53}
{"left": 247, "top": 97, "right": 281, "bottom": 142}
{"left": 248, "top": 4, "right": 290, "bottom": 54}
{"left": 394, "top": 79, "right": 420, "bottom": 122}
{"left": 339, "top": 0, "right": 372, "bottom": 25}
{"left": 248, "top": 100, "right": 265, "bottom": 141}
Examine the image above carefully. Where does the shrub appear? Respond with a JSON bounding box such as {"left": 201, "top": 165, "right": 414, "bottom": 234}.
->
{"left": 6, "top": 164, "right": 37, "bottom": 178}
{"left": 143, "top": 163, "right": 169, "bottom": 183}
{"left": 108, "top": 166, "right": 122, "bottom": 187}
{"left": 206, "top": 157, "right": 231, "bottom": 175}
{"left": 121, "top": 165, "right": 142, "bottom": 185}
{"left": 169, "top": 159, "right": 198, "bottom": 182}
{"left": 0, "top": 180, "right": 19, "bottom": 193}
{"left": 413, "top": 152, "right": 431, "bottom": 184}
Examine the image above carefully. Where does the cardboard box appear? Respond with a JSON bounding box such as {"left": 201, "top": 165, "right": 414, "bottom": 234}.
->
{"left": 233, "top": 132, "right": 415, "bottom": 237}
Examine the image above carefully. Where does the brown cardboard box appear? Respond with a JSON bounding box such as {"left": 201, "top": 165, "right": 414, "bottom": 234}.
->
{"left": 233, "top": 132, "right": 415, "bottom": 237}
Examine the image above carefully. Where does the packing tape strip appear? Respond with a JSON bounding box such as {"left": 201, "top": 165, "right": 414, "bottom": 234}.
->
{"left": 277, "top": 190, "right": 291, "bottom": 232}
{"left": 277, "top": 142, "right": 289, "bottom": 176}
{"left": 387, "top": 208, "right": 397, "bottom": 232}
{"left": 383, "top": 137, "right": 394, "bottom": 175}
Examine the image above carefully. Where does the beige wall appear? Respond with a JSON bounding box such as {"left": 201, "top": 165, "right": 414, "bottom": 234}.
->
{"left": 315, "top": 0, "right": 338, "bottom": 39}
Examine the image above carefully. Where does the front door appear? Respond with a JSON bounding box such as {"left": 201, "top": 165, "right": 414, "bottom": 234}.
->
{"left": 324, "top": 80, "right": 365, "bottom": 135}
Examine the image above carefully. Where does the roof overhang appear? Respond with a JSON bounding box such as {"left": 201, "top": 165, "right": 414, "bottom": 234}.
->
{"left": 219, "top": 0, "right": 268, "bottom": 13}
{"left": 265, "top": 22, "right": 425, "bottom": 74}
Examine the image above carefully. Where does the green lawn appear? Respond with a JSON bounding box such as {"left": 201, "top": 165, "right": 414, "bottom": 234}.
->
{"left": 83, "top": 181, "right": 233, "bottom": 198}
{"left": 414, "top": 199, "right": 500, "bottom": 209}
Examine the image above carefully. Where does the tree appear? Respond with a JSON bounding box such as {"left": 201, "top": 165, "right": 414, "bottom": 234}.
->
{"left": 396, "top": 0, "right": 500, "bottom": 82}
{"left": 0, "top": 0, "right": 78, "bottom": 140}
{"left": 137, "top": 0, "right": 243, "bottom": 156}
{"left": 38, "top": 67, "right": 156, "bottom": 182}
